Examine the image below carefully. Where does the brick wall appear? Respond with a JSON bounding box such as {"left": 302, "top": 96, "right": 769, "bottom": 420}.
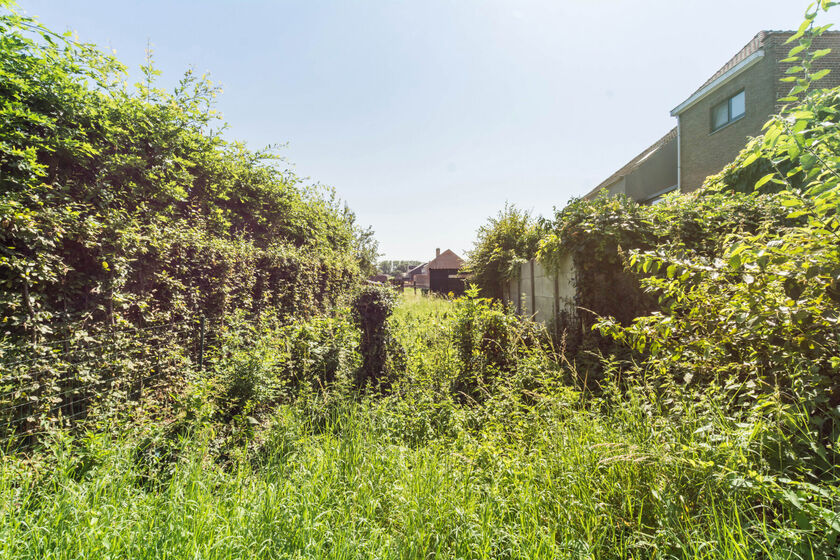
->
{"left": 680, "top": 31, "right": 840, "bottom": 193}
{"left": 772, "top": 32, "right": 840, "bottom": 110}
{"left": 679, "top": 56, "right": 776, "bottom": 192}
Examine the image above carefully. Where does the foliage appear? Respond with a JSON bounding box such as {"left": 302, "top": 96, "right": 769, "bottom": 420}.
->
{"left": 3, "top": 2, "right": 840, "bottom": 557}
{"left": 212, "top": 311, "right": 359, "bottom": 418}
{"left": 450, "top": 285, "right": 557, "bottom": 402}
{"left": 0, "top": 3, "right": 372, "bottom": 435}
{"left": 0, "top": 4, "right": 367, "bottom": 348}
{"left": 536, "top": 189, "right": 791, "bottom": 369}
{"left": 597, "top": 4, "right": 840, "bottom": 435}
{"left": 588, "top": 6, "right": 840, "bottom": 543}
{"left": 350, "top": 284, "right": 401, "bottom": 391}
{"left": 2, "top": 293, "right": 839, "bottom": 557}
{"left": 465, "top": 204, "right": 542, "bottom": 298}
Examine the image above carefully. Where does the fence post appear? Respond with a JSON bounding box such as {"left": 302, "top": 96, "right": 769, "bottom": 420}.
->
{"left": 554, "top": 270, "right": 560, "bottom": 338}
{"left": 198, "top": 315, "right": 206, "bottom": 371}
{"left": 530, "top": 260, "right": 536, "bottom": 318}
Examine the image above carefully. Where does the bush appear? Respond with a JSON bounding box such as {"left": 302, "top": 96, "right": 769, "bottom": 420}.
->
{"left": 212, "top": 312, "right": 359, "bottom": 417}
{"left": 350, "top": 285, "right": 401, "bottom": 391}
{"left": 450, "top": 286, "right": 558, "bottom": 402}
{"left": 0, "top": 4, "right": 365, "bottom": 345}
{"left": 0, "top": 4, "right": 370, "bottom": 436}
{"left": 464, "top": 205, "right": 543, "bottom": 299}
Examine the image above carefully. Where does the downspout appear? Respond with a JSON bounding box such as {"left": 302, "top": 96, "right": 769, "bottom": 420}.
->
{"left": 676, "top": 118, "right": 682, "bottom": 192}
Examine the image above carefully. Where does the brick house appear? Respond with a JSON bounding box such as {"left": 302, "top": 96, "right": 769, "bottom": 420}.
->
{"left": 427, "top": 248, "right": 465, "bottom": 295}
{"left": 585, "top": 30, "right": 840, "bottom": 202}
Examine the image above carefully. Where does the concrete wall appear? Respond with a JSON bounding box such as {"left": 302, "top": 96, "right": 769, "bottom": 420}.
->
{"left": 605, "top": 177, "right": 626, "bottom": 197}
{"left": 502, "top": 256, "right": 577, "bottom": 331}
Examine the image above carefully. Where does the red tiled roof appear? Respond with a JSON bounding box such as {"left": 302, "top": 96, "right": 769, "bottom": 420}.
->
{"left": 428, "top": 249, "right": 464, "bottom": 270}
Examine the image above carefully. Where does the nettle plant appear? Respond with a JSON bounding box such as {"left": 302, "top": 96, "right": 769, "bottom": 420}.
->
{"left": 597, "top": 1, "right": 840, "bottom": 451}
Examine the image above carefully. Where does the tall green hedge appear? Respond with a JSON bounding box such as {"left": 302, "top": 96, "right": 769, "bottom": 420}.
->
{"left": 0, "top": 6, "right": 369, "bottom": 346}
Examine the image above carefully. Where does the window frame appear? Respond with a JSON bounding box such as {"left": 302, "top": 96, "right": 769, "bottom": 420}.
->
{"left": 710, "top": 90, "right": 746, "bottom": 132}
{"left": 642, "top": 184, "right": 679, "bottom": 205}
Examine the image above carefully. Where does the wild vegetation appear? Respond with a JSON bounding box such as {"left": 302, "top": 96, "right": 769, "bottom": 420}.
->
{"left": 1, "top": 292, "right": 837, "bottom": 558}
{"left": 463, "top": 204, "right": 543, "bottom": 300}
{"left": 0, "top": 3, "right": 377, "bottom": 436}
{"left": 0, "top": 2, "right": 381, "bottom": 333}
{"left": 1, "top": 1, "right": 840, "bottom": 559}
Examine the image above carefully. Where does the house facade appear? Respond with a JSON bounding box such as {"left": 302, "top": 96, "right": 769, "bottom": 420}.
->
{"left": 585, "top": 30, "right": 840, "bottom": 202}
{"left": 583, "top": 128, "right": 678, "bottom": 204}
{"left": 427, "top": 248, "right": 465, "bottom": 295}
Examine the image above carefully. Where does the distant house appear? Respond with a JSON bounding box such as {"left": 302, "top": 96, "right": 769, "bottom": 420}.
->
{"left": 585, "top": 30, "right": 840, "bottom": 203}
{"left": 427, "top": 248, "right": 465, "bottom": 295}
{"left": 405, "top": 262, "right": 428, "bottom": 282}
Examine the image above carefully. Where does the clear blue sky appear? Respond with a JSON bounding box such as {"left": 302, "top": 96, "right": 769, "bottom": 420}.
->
{"left": 17, "top": 0, "right": 835, "bottom": 261}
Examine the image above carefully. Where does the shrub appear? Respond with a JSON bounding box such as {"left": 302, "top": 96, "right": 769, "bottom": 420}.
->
{"left": 212, "top": 312, "right": 359, "bottom": 417}
{"left": 0, "top": 4, "right": 366, "bottom": 344}
{"left": 350, "top": 285, "right": 400, "bottom": 391}
{"left": 450, "top": 286, "right": 557, "bottom": 402}
{"left": 464, "top": 205, "right": 543, "bottom": 299}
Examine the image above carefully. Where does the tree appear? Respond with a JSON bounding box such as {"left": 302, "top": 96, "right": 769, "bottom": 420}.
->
{"left": 465, "top": 204, "right": 542, "bottom": 299}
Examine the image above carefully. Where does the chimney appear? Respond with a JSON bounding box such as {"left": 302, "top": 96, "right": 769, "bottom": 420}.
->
{"left": 436, "top": 248, "right": 441, "bottom": 258}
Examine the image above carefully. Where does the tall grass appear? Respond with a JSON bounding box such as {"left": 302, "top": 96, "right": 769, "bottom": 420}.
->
{"left": 0, "top": 293, "right": 834, "bottom": 559}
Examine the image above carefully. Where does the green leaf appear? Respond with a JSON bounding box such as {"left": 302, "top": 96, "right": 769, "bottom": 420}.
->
{"left": 741, "top": 152, "right": 760, "bottom": 167}
{"left": 788, "top": 44, "right": 807, "bottom": 57}
{"left": 781, "top": 197, "right": 803, "bottom": 207}
{"left": 786, "top": 20, "right": 811, "bottom": 44}
{"left": 809, "top": 68, "right": 831, "bottom": 82}
{"left": 800, "top": 153, "right": 817, "bottom": 169}
{"left": 754, "top": 173, "right": 777, "bottom": 190}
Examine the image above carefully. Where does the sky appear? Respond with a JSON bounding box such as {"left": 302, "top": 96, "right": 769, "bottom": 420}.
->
{"left": 15, "top": 0, "right": 837, "bottom": 261}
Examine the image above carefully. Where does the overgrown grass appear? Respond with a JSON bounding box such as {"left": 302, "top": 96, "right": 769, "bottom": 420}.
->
{"left": 0, "top": 294, "right": 835, "bottom": 559}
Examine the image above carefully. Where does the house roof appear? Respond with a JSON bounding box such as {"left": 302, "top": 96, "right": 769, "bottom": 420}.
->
{"left": 583, "top": 127, "right": 677, "bottom": 200}
{"left": 428, "top": 249, "right": 464, "bottom": 270}
{"left": 695, "top": 31, "right": 776, "bottom": 96}
{"left": 406, "top": 262, "right": 428, "bottom": 276}
{"left": 669, "top": 30, "right": 837, "bottom": 115}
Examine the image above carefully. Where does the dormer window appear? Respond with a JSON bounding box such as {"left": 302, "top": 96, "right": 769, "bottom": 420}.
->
{"left": 711, "top": 90, "right": 745, "bottom": 131}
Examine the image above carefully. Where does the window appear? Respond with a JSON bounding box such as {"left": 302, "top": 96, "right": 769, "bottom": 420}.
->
{"left": 643, "top": 185, "right": 678, "bottom": 205}
{"left": 711, "top": 90, "right": 745, "bottom": 131}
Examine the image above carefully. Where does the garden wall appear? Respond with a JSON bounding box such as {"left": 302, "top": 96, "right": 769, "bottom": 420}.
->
{"left": 502, "top": 256, "right": 577, "bottom": 335}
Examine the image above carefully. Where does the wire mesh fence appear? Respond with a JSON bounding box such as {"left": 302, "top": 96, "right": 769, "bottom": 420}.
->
{"left": 0, "top": 317, "right": 208, "bottom": 447}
